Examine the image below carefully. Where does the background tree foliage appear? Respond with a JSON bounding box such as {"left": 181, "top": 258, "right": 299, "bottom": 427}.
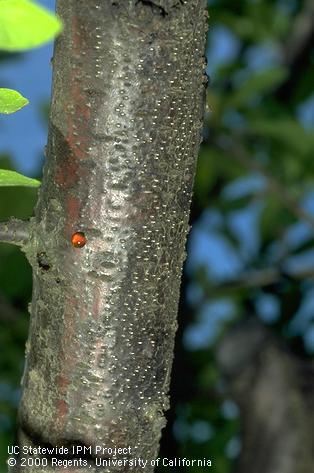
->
{"left": 0, "top": 0, "right": 314, "bottom": 472}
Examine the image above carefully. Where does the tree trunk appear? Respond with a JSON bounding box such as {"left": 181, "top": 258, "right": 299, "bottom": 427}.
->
{"left": 216, "top": 319, "right": 314, "bottom": 473}
{"left": 12, "top": 1, "right": 208, "bottom": 471}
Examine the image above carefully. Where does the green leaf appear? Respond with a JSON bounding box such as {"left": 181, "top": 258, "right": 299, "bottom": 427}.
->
{"left": 0, "top": 88, "right": 28, "bottom": 114}
{"left": 0, "top": 0, "right": 62, "bottom": 51}
{"left": 249, "top": 118, "right": 314, "bottom": 156}
{"left": 0, "top": 169, "right": 40, "bottom": 187}
{"left": 227, "top": 67, "right": 288, "bottom": 108}
{"left": 214, "top": 4, "right": 289, "bottom": 42}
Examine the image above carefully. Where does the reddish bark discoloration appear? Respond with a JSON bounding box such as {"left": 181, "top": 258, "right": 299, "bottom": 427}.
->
{"left": 54, "top": 12, "right": 96, "bottom": 432}
{"left": 66, "top": 196, "right": 81, "bottom": 233}
{"left": 56, "top": 398, "right": 68, "bottom": 422}
{"left": 66, "top": 15, "right": 91, "bottom": 162}
{"left": 54, "top": 159, "right": 79, "bottom": 188}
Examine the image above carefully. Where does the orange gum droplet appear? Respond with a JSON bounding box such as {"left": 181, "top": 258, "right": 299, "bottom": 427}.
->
{"left": 71, "top": 232, "right": 87, "bottom": 248}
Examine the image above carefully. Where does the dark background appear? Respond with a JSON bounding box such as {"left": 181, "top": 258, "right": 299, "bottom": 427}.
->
{"left": 1, "top": 0, "right": 314, "bottom": 471}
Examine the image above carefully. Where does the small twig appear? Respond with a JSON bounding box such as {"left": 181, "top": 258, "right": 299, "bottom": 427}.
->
{"left": 199, "top": 265, "right": 314, "bottom": 298}
{"left": 0, "top": 218, "right": 31, "bottom": 247}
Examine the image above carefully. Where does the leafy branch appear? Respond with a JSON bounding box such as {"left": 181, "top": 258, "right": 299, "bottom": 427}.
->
{"left": 0, "top": 0, "right": 61, "bottom": 189}
{"left": 216, "top": 135, "right": 314, "bottom": 231}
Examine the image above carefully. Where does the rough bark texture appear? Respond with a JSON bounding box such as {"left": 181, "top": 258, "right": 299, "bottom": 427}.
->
{"left": 14, "top": 1, "right": 208, "bottom": 471}
{"left": 216, "top": 319, "right": 314, "bottom": 473}
{"left": 0, "top": 219, "right": 30, "bottom": 247}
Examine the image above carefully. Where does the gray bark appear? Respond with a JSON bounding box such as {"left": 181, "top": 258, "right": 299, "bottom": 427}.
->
{"left": 12, "top": 1, "right": 208, "bottom": 471}
{"left": 0, "top": 219, "right": 30, "bottom": 247}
